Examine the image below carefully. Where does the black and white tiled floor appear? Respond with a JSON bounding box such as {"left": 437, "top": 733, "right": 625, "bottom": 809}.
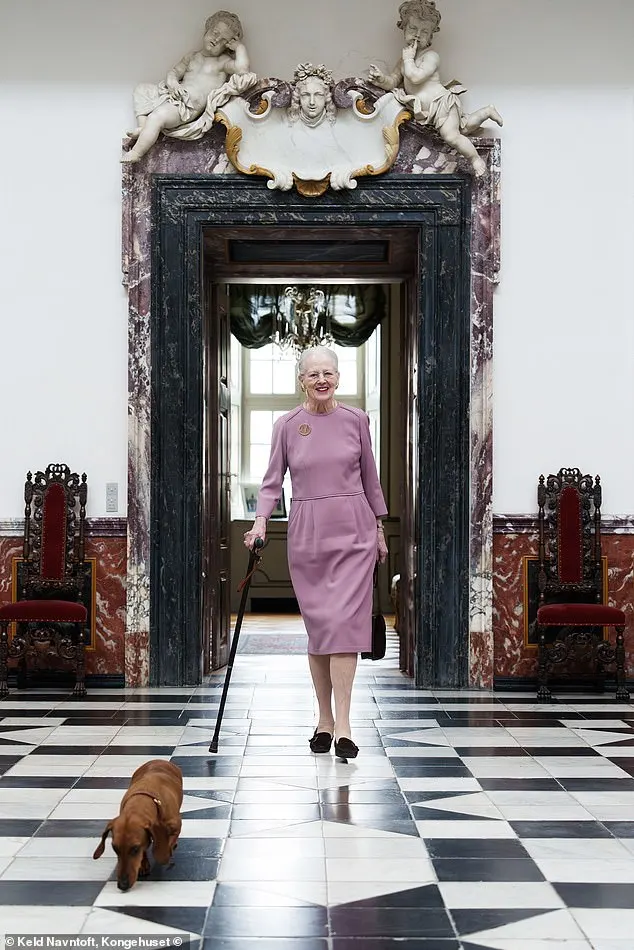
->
{"left": 2, "top": 644, "right": 634, "bottom": 949}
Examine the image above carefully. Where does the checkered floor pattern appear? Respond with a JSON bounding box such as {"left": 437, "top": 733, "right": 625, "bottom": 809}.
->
{"left": 2, "top": 645, "right": 634, "bottom": 949}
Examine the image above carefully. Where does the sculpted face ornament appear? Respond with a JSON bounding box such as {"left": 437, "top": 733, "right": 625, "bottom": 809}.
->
{"left": 288, "top": 63, "right": 336, "bottom": 127}
{"left": 299, "top": 78, "right": 327, "bottom": 124}
{"left": 203, "top": 16, "right": 239, "bottom": 55}
{"left": 399, "top": 0, "right": 441, "bottom": 48}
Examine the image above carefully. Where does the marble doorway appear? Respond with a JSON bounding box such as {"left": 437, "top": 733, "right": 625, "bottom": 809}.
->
{"left": 201, "top": 229, "right": 419, "bottom": 679}
{"left": 122, "top": 130, "right": 499, "bottom": 688}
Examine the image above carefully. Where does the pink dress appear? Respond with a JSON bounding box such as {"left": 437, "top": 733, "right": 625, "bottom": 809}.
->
{"left": 256, "top": 404, "right": 388, "bottom": 654}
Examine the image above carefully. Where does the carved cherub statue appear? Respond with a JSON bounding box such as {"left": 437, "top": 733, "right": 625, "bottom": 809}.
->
{"left": 122, "top": 11, "right": 254, "bottom": 162}
{"left": 288, "top": 64, "right": 336, "bottom": 128}
{"left": 368, "top": 0, "right": 502, "bottom": 176}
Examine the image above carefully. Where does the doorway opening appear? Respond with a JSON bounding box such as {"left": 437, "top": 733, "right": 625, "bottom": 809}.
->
{"left": 201, "top": 229, "right": 420, "bottom": 678}
{"left": 225, "top": 292, "right": 397, "bottom": 661}
{"left": 148, "top": 174, "right": 473, "bottom": 689}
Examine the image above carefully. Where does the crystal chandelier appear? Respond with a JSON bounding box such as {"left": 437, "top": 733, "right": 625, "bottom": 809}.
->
{"left": 275, "top": 286, "right": 334, "bottom": 358}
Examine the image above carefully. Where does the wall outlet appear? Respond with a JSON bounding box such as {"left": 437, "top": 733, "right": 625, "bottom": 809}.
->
{"left": 105, "top": 482, "right": 118, "bottom": 513}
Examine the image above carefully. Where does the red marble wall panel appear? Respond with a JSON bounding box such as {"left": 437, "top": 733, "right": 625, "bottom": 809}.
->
{"left": 494, "top": 531, "right": 634, "bottom": 679}
{"left": 84, "top": 536, "right": 126, "bottom": 675}
{"left": 470, "top": 629, "right": 494, "bottom": 689}
{"left": 0, "top": 534, "right": 126, "bottom": 677}
{"left": 0, "top": 538, "right": 23, "bottom": 601}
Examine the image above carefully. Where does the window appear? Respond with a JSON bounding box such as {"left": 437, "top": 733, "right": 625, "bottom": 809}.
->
{"left": 229, "top": 337, "right": 242, "bottom": 517}
{"left": 364, "top": 323, "right": 381, "bottom": 467}
{"left": 243, "top": 345, "right": 300, "bottom": 496}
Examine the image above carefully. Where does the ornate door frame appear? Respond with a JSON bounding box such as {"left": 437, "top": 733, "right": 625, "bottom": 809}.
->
{"left": 121, "top": 126, "right": 500, "bottom": 688}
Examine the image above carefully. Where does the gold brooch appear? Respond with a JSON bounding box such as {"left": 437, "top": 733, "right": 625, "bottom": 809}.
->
{"left": 298, "top": 423, "right": 311, "bottom": 436}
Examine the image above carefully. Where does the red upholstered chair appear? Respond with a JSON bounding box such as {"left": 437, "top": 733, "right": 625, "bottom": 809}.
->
{"left": 536, "top": 467, "right": 629, "bottom": 702}
{"left": 0, "top": 464, "right": 88, "bottom": 697}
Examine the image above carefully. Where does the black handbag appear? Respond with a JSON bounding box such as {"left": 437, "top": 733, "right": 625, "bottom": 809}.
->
{"left": 362, "top": 566, "right": 386, "bottom": 661}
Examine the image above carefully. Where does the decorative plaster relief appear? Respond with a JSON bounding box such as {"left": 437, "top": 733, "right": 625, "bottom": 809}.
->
{"left": 121, "top": 4, "right": 503, "bottom": 191}
{"left": 122, "top": 11, "right": 257, "bottom": 164}
{"left": 218, "top": 64, "right": 409, "bottom": 196}
{"left": 368, "top": 1, "right": 503, "bottom": 177}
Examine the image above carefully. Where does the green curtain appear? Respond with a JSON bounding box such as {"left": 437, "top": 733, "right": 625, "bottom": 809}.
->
{"left": 229, "top": 284, "right": 387, "bottom": 349}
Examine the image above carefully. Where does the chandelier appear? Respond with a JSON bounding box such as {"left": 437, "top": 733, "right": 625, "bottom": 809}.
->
{"left": 275, "top": 286, "right": 334, "bottom": 358}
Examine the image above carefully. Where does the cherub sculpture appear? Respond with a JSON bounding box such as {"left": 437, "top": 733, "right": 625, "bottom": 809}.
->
{"left": 368, "top": 0, "right": 502, "bottom": 176}
{"left": 122, "top": 11, "right": 256, "bottom": 162}
{"left": 288, "top": 64, "right": 336, "bottom": 128}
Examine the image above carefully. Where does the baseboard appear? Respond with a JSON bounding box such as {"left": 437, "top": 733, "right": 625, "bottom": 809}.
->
{"left": 493, "top": 514, "right": 634, "bottom": 535}
{"left": 0, "top": 517, "right": 127, "bottom": 538}
{"left": 6, "top": 671, "right": 125, "bottom": 689}
{"left": 494, "top": 675, "right": 634, "bottom": 692}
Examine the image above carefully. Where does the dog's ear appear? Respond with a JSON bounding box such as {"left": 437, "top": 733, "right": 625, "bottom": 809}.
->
{"left": 93, "top": 821, "right": 114, "bottom": 859}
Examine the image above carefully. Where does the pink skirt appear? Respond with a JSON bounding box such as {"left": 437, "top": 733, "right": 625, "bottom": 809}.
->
{"left": 287, "top": 492, "right": 375, "bottom": 654}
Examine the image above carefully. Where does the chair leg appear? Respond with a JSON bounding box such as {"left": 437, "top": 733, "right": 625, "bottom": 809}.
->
{"left": 614, "top": 625, "right": 629, "bottom": 701}
{"left": 595, "top": 648, "right": 606, "bottom": 695}
{"left": 0, "top": 622, "right": 9, "bottom": 697}
{"left": 536, "top": 625, "right": 551, "bottom": 701}
{"left": 73, "top": 626, "right": 87, "bottom": 697}
{"left": 16, "top": 623, "right": 28, "bottom": 689}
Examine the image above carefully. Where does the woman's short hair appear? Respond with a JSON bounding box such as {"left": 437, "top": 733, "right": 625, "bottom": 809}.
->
{"left": 297, "top": 346, "right": 339, "bottom": 375}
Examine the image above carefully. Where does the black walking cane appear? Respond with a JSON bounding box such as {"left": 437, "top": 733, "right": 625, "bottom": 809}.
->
{"left": 209, "top": 537, "right": 264, "bottom": 753}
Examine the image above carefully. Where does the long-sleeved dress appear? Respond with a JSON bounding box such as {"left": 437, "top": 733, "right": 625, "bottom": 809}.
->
{"left": 256, "top": 403, "right": 388, "bottom": 654}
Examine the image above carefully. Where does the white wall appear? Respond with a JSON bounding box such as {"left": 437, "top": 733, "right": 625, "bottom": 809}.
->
{"left": 1, "top": 0, "right": 633, "bottom": 515}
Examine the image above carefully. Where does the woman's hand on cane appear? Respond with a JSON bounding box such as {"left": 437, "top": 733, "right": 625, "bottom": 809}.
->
{"left": 244, "top": 516, "right": 267, "bottom": 551}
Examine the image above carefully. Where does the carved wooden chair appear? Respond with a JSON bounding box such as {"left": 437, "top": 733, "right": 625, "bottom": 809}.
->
{"left": 0, "top": 464, "right": 89, "bottom": 697}
{"left": 536, "top": 467, "right": 629, "bottom": 701}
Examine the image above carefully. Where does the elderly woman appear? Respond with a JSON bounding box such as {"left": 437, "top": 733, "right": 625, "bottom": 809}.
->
{"left": 244, "top": 346, "right": 388, "bottom": 758}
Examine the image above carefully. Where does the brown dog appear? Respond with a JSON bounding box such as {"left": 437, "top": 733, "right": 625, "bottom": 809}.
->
{"left": 93, "top": 759, "right": 183, "bottom": 891}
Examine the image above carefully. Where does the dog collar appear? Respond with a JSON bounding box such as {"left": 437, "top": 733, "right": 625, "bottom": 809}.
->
{"left": 127, "top": 791, "right": 162, "bottom": 814}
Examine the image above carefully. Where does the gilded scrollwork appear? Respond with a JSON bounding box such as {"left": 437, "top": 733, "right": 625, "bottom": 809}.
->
{"left": 121, "top": 4, "right": 505, "bottom": 188}
{"left": 215, "top": 63, "right": 410, "bottom": 196}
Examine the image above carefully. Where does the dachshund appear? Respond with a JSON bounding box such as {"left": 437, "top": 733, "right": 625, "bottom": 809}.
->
{"left": 93, "top": 759, "right": 183, "bottom": 891}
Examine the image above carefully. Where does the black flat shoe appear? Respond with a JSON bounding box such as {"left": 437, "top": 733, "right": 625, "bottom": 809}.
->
{"left": 334, "top": 737, "right": 359, "bottom": 759}
{"left": 309, "top": 731, "right": 333, "bottom": 753}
